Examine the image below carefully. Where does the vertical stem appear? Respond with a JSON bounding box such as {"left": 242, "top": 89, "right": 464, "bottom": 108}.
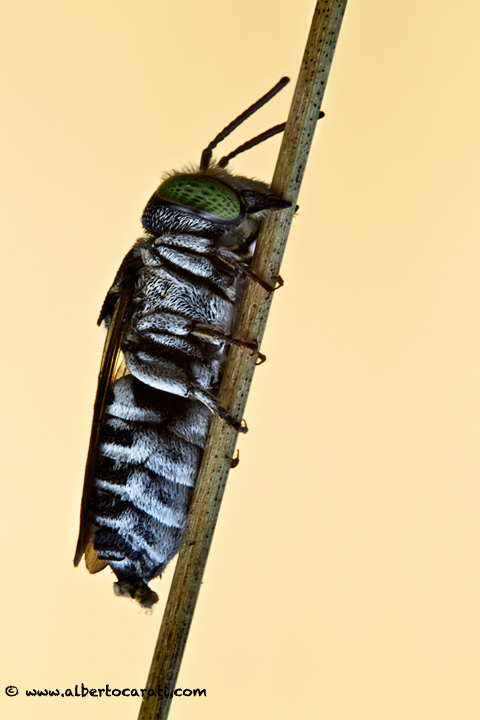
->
{"left": 138, "top": 2, "right": 349, "bottom": 718}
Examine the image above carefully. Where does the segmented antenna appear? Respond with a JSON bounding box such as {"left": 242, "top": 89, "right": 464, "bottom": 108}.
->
{"left": 217, "top": 110, "right": 325, "bottom": 168}
{"left": 217, "top": 123, "right": 286, "bottom": 168}
{"left": 200, "top": 76, "right": 290, "bottom": 170}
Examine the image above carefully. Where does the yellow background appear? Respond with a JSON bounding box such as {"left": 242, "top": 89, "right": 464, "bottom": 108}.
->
{"left": 2, "top": 1, "right": 480, "bottom": 718}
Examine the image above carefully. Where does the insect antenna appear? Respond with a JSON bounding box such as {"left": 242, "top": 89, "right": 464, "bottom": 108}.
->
{"left": 200, "top": 76, "right": 290, "bottom": 170}
{"left": 217, "top": 122, "right": 286, "bottom": 168}
{"left": 218, "top": 110, "right": 326, "bottom": 168}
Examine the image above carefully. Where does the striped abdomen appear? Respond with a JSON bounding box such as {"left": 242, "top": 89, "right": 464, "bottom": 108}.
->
{"left": 91, "top": 375, "right": 211, "bottom": 583}
{"left": 88, "top": 232, "right": 244, "bottom": 592}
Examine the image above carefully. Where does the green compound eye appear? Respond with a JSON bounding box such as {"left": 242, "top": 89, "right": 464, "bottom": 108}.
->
{"left": 159, "top": 176, "right": 242, "bottom": 221}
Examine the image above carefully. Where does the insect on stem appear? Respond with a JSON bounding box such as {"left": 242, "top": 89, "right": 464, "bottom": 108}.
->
{"left": 137, "top": 1, "right": 350, "bottom": 718}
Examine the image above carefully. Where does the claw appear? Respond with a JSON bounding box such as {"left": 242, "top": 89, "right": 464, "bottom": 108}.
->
{"left": 271, "top": 275, "right": 284, "bottom": 291}
{"left": 226, "top": 450, "right": 240, "bottom": 469}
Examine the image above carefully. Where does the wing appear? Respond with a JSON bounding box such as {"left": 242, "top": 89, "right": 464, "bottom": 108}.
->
{"left": 73, "top": 273, "right": 135, "bottom": 571}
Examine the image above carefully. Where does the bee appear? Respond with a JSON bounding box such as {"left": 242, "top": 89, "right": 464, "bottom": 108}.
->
{"left": 74, "top": 77, "right": 292, "bottom": 608}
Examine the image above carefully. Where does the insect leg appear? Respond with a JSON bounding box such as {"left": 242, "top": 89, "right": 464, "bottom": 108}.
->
{"left": 188, "top": 385, "right": 248, "bottom": 434}
{"left": 213, "top": 247, "right": 279, "bottom": 293}
{"left": 190, "top": 323, "right": 266, "bottom": 363}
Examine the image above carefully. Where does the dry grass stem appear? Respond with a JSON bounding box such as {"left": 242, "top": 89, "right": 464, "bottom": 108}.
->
{"left": 138, "top": 2, "right": 349, "bottom": 718}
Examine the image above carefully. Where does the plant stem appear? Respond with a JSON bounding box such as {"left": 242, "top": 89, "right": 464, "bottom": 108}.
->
{"left": 138, "top": 2, "right": 349, "bottom": 718}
